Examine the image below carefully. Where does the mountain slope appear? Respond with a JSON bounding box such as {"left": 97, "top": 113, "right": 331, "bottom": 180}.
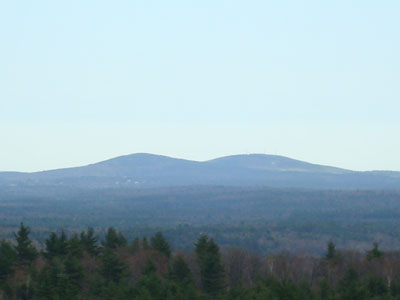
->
{"left": 0, "top": 153, "right": 399, "bottom": 189}
{"left": 206, "top": 154, "right": 350, "bottom": 174}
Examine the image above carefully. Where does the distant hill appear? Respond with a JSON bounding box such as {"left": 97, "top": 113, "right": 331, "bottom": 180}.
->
{"left": 0, "top": 153, "right": 399, "bottom": 189}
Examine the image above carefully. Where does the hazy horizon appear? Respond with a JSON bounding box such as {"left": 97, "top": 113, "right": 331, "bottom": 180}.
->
{"left": 1, "top": 151, "right": 399, "bottom": 174}
{"left": 1, "top": 1, "right": 399, "bottom": 172}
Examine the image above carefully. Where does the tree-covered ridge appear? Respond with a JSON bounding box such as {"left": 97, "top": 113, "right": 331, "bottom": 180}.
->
{"left": 1, "top": 224, "right": 400, "bottom": 299}
{"left": 2, "top": 187, "right": 400, "bottom": 255}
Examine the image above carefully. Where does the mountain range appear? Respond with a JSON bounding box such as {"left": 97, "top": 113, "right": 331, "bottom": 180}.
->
{"left": 1, "top": 153, "right": 399, "bottom": 189}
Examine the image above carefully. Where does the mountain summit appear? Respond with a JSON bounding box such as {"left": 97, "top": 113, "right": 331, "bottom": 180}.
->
{"left": 0, "top": 153, "right": 399, "bottom": 189}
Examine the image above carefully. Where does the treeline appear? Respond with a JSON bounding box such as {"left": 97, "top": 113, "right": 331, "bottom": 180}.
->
{"left": 2, "top": 224, "right": 400, "bottom": 299}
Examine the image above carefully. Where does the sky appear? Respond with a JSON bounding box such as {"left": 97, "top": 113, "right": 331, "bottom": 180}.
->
{"left": 1, "top": 0, "right": 399, "bottom": 172}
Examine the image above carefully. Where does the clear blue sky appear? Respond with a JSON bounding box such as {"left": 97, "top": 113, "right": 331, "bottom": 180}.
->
{"left": 1, "top": 1, "right": 399, "bottom": 172}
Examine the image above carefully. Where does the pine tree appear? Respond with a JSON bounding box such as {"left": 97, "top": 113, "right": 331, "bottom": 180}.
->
{"left": 100, "top": 249, "right": 127, "bottom": 283}
{"left": 150, "top": 232, "right": 171, "bottom": 258}
{"left": 202, "top": 239, "right": 226, "bottom": 296}
{"left": 366, "top": 242, "right": 384, "bottom": 261}
{"left": 194, "top": 234, "right": 208, "bottom": 265}
{"left": 366, "top": 275, "right": 388, "bottom": 297}
{"left": 0, "top": 240, "right": 17, "bottom": 282}
{"left": 325, "top": 242, "right": 336, "bottom": 260}
{"left": 44, "top": 232, "right": 58, "bottom": 259}
{"left": 169, "top": 255, "right": 193, "bottom": 285}
{"left": 13, "top": 222, "right": 37, "bottom": 265}
{"left": 339, "top": 267, "right": 367, "bottom": 300}
{"left": 64, "top": 255, "right": 84, "bottom": 293}
{"left": 102, "top": 227, "right": 127, "bottom": 249}
{"left": 142, "top": 258, "right": 157, "bottom": 276}
{"left": 134, "top": 261, "right": 164, "bottom": 300}
{"left": 34, "top": 258, "right": 80, "bottom": 300}
{"left": 58, "top": 231, "right": 68, "bottom": 256}
{"left": 34, "top": 264, "right": 55, "bottom": 300}
{"left": 44, "top": 231, "right": 68, "bottom": 259}
{"left": 80, "top": 228, "right": 99, "bottom": 256}
{"left": 67, "top": 234, "right": 83, "bottom": 258}
{"left": 195, "top": 235, "right": 226, "bottom": 296}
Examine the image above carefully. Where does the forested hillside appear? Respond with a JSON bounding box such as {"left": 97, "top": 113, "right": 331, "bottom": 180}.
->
{"left": 1, "top": 186, "right": 400, "bottom": 254}
{"left": 1, "top": 223, "right": 400, "bottom": 300}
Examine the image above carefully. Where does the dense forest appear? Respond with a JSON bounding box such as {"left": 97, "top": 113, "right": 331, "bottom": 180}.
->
{"left": 1, "top": 186, "right": 400, "bottom": 254}
{"left": 1, "top": 223, "right": 400, "bottom": 299}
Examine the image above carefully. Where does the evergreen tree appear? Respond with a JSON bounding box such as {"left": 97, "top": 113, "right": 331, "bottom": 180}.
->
{"left": 325, "top": 241, "right": 336, "bottom": 260}
{"left": 67, "top": 234, "right": 83, "bottom": 258}
{"left": 194, "top": 234, "right": 209, "bottom": 265}
{"left": 100, "top": 249, "right": 127, "bottom": 283}
{"left": 366, "top": 242, "right": 384, "bottom": 261}
{"left": 150, "top": 232, "right": 171, "bottom": 258}
{"left": 366, "top": 275, "right": 388, "bottom": 297}
{"left": 44, "top": 231, "right": 68, "bottom": 259}
{"left": 58, "top": 231, "right": 68, "bottom": 255}
{"left": 338, "top": 267, "right": 367, "bottom": 300}
{"left": 0, "top": 240, "right": 17, "bottom": 282}
{"left": 319, "top": 279, "right": 334, "bottom": 300}
{"left": 133, "top": 266, "right": 164, "bottom": 300}
{"left": 102, "top": 227, "right": 127, "bottom": 249}
{"left": 195, "top": 235, "right": 226, "bottom": 296}
{"left": 44, "top": 232, "right": 58, "bottom": 260}
{"left": 34, "top": 265, "right": 54, "bottom": 300}
{"left": 33, "top": 258, "right": 80, "bottom": 300}
{"left": 80, "top": 227, "right": 99, "bottom": 256}
{"left": 202, "top": 239, "right": 226, "bottom": 296}
{"left": 14, "top": 222, "right": 37, "bottom": 265}
{"left": 64, "top": 255, "right": 84, "bottom": 293}
{"left": 142, "top": 258, "right": 157, "bottom": 276}
{"left": 168, "top": 255, "right": 193, "bottom": 285}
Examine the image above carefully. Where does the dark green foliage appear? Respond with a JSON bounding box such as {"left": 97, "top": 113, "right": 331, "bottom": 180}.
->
{"left": 366, "top": 242, "right": 384, "bottom": 261}
{"left": 318, "top": 279, "right": 334, "bottom": 300}
{"left": 129, "top": 237, "right": 140, "bottom": 253}
{"left": 0, "top": 240, "right": 16, "bottom": 282}
{"left": 195, "top": 234, "right": 209, "bottom": 263}
{"left": 5, "top": 224, "right": 400, "bottom": 299}
{"left": 142, "top": 258, "right": 157, "bottom": 276}
{"left": 366, "top": 275, "right": 388, "bottom": 297}
{"left": 142, "top": 237, "right": 149, "bottom": 250}
{"left": 14, "top": 222, "right": 37, "bottom": 265}
{"left": 16, "top": 283, "right": 33, "bottom": 300}
{"left": 325, "top": 241, "right": 336, "bottom": 260}
{"left": 390, "top": 279, "right": 400, "bottom": 296}
{"left": 100, "top": 249, "right": 127, "bottom": 283}
{"left": 195, "top": 235, "right": 226, "bottom": 296}
{"left": 168, "top": 255, "right": 193, "bottom": 284}
{"left": 150, "top": 232, "right": 171, "bottom": 258}
{"left": 102, "top": 227, "right": 127, "bottom": 249}
{"left": 259, "top": 277, "right": 313, "bottom": 300}
{"left": 43, "top": 231, "right": 68, "bottom": 259}
{"left": 67, "top": 234, "right": 83, "bottom": 258}
{"left": 80, "top": 227, "right": 99, "bottom": 256}
{"left": 224, "top": 284, "right": 248, "bottom": 300}
{"left": 338, "top": 267, "right": 367, "bottom": 300}
{"left": 239, "top": 283, "right": 277, "bottom": 299}
{"left": 133, "top": 271, "right": 164, "bottom": 299}
{"left": 33, "top": 257, "right": 83, "bottom": 300}
{"left": 64, "top": 255, "right": 84, "bottom": 292}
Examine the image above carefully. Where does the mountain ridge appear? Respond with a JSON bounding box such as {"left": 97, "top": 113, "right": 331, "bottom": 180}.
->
{"left": 0, "top": 153, "right": 399, "bottom": 189}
